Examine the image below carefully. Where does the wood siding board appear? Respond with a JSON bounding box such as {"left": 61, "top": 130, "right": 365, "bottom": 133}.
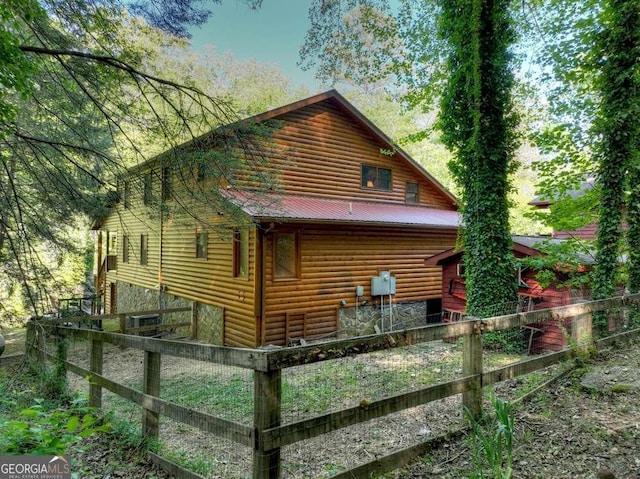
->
{"left": 96, "top": 91, "right": 460, "bottom": 345}
{"left": 260, "top": 103, "right": 456, "bottom": 209}
{"left": 262, "top": 224, "right": 457, "bottom": 344}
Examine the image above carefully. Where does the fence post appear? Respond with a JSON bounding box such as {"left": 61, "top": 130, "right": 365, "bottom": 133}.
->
{"left": 143, "top": 349, "right": 161, "bottom": 439}
{"left": 253, "top": 369, "right": 282, "bottom": 479}
{"left": 118, "top": 313, "right": 127, "bottom": 334}
{"left": 571, "top": 312, "right": 593, "bottom": 354}
{"left": 36, "top": 323, "right": 46, "bottom": 363}
{"left": 89, "top": 336, "right": 104, "bottom": 408}
{"left": 462, "top": 318, "right": 483, "bottom": 420}
{"left": 26, "top": 320, "right": 38, "bottom": 362}
{"left": 190, "top": 301, "right": 199, "bottom": 339}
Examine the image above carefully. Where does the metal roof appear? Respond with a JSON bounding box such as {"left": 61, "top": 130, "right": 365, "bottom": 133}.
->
{"left": 226, "top": 192, "right": 460, "bottom": 228}
{"left": 425, "top": 234, "right": 596, "bottom": 266}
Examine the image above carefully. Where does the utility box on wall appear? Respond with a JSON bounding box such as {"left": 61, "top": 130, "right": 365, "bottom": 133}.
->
{"left": 371, "top": 271, "right": 396, "bottom": 296}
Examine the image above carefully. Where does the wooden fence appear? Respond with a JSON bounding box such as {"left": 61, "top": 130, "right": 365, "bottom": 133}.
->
{"left": 25, "top": 295, "right": 640, "bottom": 479}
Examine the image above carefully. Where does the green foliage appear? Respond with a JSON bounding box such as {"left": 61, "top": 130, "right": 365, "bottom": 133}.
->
{"left": 25, "top": 341, "right": 70, "bottom": 401}
{"left": 483, "top": 330, "right": 526, "bottom": 355}
{"left": 300, "top": 1, "right": 407, "bottom": 89}
{"left": 0, "top": 401, "right": 108, "bottom": 455}
{"left": 1, "top": 0, "right": 304, "bottom": 321}
{"left": 0, "top": 0, "right": 44, "bottom": 129}
{"left": 526, "top": 0, "right": 640, "bottom": 299}
{"left": 102, "top": 409, "right": 155, "bottom": 452}
{"left": 0, "top": 366, "right": 108, "bottom": 456}
{"left": 437, "top": 0, "right": 519, "bottom": 316}
{"left": 466, "top": 395, "right": 515, "bottom": 479}
{"left": 520, "top": 238, "right": 594, "bottom": 289}
{"left": 592, "top": 0, "right": 640, "bottom": 300}
{"left": 157, "top": 447, "right": 226, "bottom": 477}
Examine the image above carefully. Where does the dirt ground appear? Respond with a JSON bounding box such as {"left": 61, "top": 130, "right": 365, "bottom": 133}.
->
{"left": 67, "top": 336, "right": 640, "bottom": 479}
{"left": 392, "top": 338, "right": 640, "bottom": 479}
{"left": 6, "top": 327, "right": 640, "bottom": 478}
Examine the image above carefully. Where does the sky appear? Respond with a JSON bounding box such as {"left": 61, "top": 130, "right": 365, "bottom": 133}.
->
{"left": 188, "top": 1, "right": 322, "bottom": 91}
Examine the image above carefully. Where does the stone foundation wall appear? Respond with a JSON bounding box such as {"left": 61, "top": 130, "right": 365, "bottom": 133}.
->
{"left": 338, "top": 300, "right": 428, "bottom": 338}
{"left": 116, "top": 282, "right": 224, "bottom": 345}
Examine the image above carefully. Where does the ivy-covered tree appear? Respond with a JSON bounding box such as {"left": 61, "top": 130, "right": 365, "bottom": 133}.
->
{"left": 437, "top": 0, "right": 519, "bottom": 316}
{"left": 524, "top": 0, "right": 640, "bottom": 303}
{"left": 599, "top": 0, "right": 640, "bottom": 295}
{"left": 302, "top": 0, "right": 520, "bottom": 316}
{"left": 591, "top": 0, "right": 630, "bottom": 302}
{"left": 0, "top": 0, "right": 280, "bottom": 318}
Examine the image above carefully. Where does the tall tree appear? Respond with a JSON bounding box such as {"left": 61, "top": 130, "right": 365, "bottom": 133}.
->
{"left": 594, "top": 0, "right": 640, "bottom": 299}
{"left": 436, "top": 0, "right": 519, "bottom": 316}
{"left": 302, "top": 0, "right": 520, "bottom": 316}
{"left": 527, "top": 0, "right": 640, "bottom": 300}
{"left": 0, "top": 0, "right": 278, "bottom": 317}
{"left": 593, "top": 0, "right": 640, "bottom": 300}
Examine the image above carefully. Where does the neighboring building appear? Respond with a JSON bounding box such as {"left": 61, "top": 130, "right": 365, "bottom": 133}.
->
{"left": 424, "top": 235, "right": 593, "bottom": 353}
{"left": 528, "top": 179, "right": 597, "bottom": 239}
{"left": 93, "top": 90, "right": 460, "bottom": 347}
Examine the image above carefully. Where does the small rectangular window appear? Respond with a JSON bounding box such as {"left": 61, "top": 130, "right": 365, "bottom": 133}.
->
{"left": 143, "top": 172, "right": 153, "bottom": 205}
{"left": 140, "top": 234, "right": 148, "bottom": 266}
{"left": 196, "top": 230, "right": 208, "bottom": 260}
{"left": 233, "top": 230, "right": 249, "bottom": 278}
{"left": 107, "top": 231, "right": 117, "bottom": 255}
{"left": 106, "top": 232, "right": 117, "bottom": 271}
{"left": 406, "top": 182, "right": 419, "bottom": 203}
{"left": 457, "top": 263, "right": 465, "bottom": 277}
{"left": 161, "top": 167, "right": 172, "bottom": 201}
{"left": 122, "top": 235, "right": 129, "bottom": 263}
{"left": 197, "top": 160, "right": 207, "bottom": 182}
{"left": 123, "top": 181, "right": 131, "bottom": 209}
{"left": 274, "top": 232, "right": 298, "bottom": 279}
{"left": 361, "top": 165, "right": 392, "bottom": 190}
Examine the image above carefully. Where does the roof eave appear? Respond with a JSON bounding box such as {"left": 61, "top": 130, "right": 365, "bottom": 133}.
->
{"left": 255, "top": 217, "right": 459, "bottom": 229}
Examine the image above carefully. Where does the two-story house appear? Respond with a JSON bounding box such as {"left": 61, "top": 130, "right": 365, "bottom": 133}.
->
{"left": 93, "top": 90, "right": 460, "bottom": 347}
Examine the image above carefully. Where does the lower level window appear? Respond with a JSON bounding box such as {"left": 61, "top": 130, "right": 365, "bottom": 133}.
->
{"left": 233, "top": 229, "right": 249, "bottom": 278}
{"left": 140, "top": 234, "right": 148, "bottom": 266}
{"left": 274, "top": 232, "right": 298, "bottom": 279}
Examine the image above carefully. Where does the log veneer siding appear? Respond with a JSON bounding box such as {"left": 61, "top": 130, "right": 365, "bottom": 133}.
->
{"left": 96, "top": 91, "right": 460, "bottom": 348}
{"left": 262, "top": 224, "right": 457, "bottom": 345}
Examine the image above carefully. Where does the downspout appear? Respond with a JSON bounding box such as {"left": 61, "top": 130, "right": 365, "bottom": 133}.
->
{"left": 158, "top": 170, "right": 164, "bottom": 311}
{"left": 256, "top": 226, "right": 265, "bottom": 346}
{"left": 96, "top": 231, "right": 103, "bottom": 313}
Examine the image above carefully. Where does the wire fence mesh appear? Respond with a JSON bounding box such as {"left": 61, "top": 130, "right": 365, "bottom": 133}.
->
{"left": 281, "top": 341, "right": 464, "bottom": 424}
{"left": 26, "top": 293, "right": 640, "bottom": 479}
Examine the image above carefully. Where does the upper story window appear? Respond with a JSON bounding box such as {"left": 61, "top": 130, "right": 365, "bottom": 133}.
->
{"left": 361, "top": 165, "right": 391, "bottom": 190}
{"left": 107, "top": 231, "right": 117, "bottom": 256}
{"left": 196, "top": 230, "right": 208, "bottom": 260}
{"left": 161, "top": 167, "right": 172, "bottom": 201}
{"left": 143, "top": 172, "right": 153, "bottom": 205}
{"left": 406, "top": 182, "right": 419, "bottom": 204}
{"left": 122, "top": 235, "right": 129, "bottom": 263}
{"left": 106, "top": 231, "right": 117, "bottom": 271}
{"left": 123, "top": 181, "right": 131, "bottom": 209}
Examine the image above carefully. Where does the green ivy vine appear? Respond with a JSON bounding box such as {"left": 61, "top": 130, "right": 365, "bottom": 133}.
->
{"left": 437, "top": 0, "right": 519, "bottom": 317}
{"left": 593, "top": 0, "right": 640, "bottom": 302}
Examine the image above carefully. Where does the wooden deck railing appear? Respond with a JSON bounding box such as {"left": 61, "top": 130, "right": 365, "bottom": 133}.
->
{"left": 25, "top": 295, "right": 640, "bottom": 479}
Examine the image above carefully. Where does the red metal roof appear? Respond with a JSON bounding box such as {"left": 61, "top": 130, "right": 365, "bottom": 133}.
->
{"left": 226, "top": 192, "right": 460, "bottom": 228}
